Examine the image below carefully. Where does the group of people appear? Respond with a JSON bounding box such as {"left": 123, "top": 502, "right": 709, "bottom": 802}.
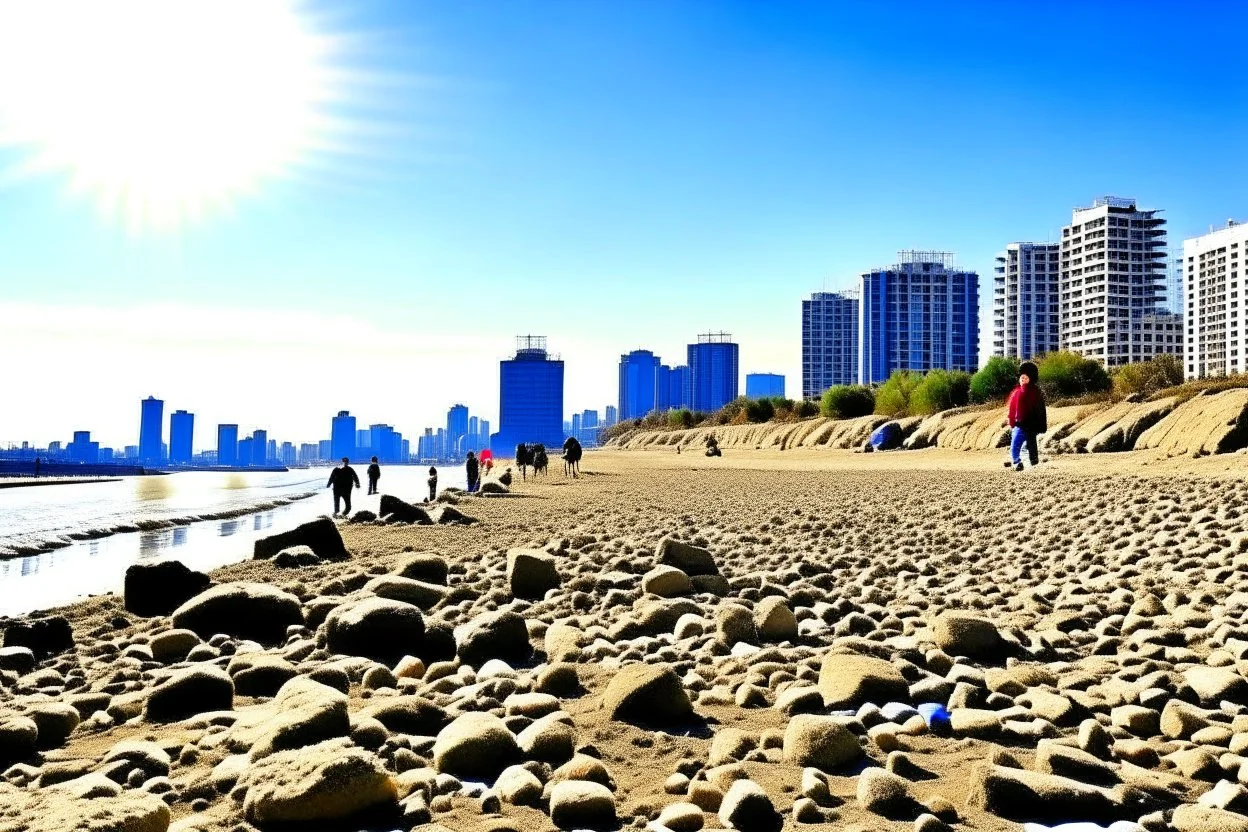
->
{"left": 326, "top": 450, "right": 494, "bottom": 514}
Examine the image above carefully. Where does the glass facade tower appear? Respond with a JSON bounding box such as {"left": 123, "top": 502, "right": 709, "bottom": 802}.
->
{"left": 494, "top": 336, "right": 564, "bottom": 451}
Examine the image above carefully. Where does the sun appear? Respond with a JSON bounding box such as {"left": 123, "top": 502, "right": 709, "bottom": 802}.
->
{"left": 0, "top": 0, "right": 343, "bottom": 232}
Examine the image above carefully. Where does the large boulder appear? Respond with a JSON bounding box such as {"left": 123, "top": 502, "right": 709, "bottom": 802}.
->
{"left": 602, "top": 663, "right": 693, "bottom": 726}
{"left": 395, "top": 554, "right": 449, "bottom": 585}
{"left": 507, "top": 549, "right": 561, "bottom": 600}
{"left": 363, "top": 575, "right": 447, "bottom": 611}
{"left": 656, "top": 537, "right": 720, "bottom": 576}
{"left": 1185, "top": 666, "right": 1248, "bottom": 706}
{"left": 241, "top": 737, "right": 397, "bottom": 825}
{"left": 932, "top": 611, "right": 1007, "bottom": 660}
{"left": 783, "top": 715, "right": 862, "bottom": 770}
{"left": 550, "top": 780, "right": 617, "bottom": 830}
{"left": 145, "top": 665, "right": 234, "bottom": 722}
{"left": 0, "top": 786, "right": 170, "bottom": 832}
{"left": 171, "top": 582, "right": 302, "bottom": 644}
{"left": 378, "top": 495, "right": 432, "bottom": 524}
{"left": 253, "top": 515, "right": 349, "bottom": 561}
{"left": 227, "top": 654, "right": 297, "bottom": 698}
{"left": 360, "top": 696, "right": 448, "bottom": 736}
{"left": 456, "top": 610, "right": 532, "bottom": 666}
{"left": 2, "top": 616, "right": 73, "bottom": 659}
{"left": 432, "top": 713, "right": 520, "bottom": 779}
{"left": 642, "top": 566, "right": 693, "bottom": 598}
{"left": 965, "top": 763, "right": 1126, "bottom": 823}
{"left": 754, "top": 596, "right": 798, "bottom": 641}
{"left": 0, "top": 716, "right": 38, "bottom": 767}
{"left": 226, "top": 676, "right": 349, "bottom": 759}
{"left": 123, "top": 560, "right": 211, "bottom": 617}
{"left": 325, "top": 598, "right": 425, "bottom": 665}
{"left": 27, "top": 703, "right": 80, "bottom": 749}
{"left": 718, "top": 779, "right": 781, "bottom": 832}
{"left": 818, "top": 653, "right": 909, "bottom": 709}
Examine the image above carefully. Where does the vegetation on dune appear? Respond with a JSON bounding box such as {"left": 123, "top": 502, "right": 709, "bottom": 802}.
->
{"left": 970, "top": 356, "right": 1020, "bottom": 403}
{"left": 820, "top": 385, "right": 875, "bottom": 419}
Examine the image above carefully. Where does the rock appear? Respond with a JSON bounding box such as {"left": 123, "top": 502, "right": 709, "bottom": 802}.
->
{"left": 1111, "top": 704, "right": 1160, "bottom": 737}
{"left": 716, "top": 604, "right": 758, "bottom": 647}
{"left": 0, "top": 716, "right": 38, "bottom": 766}
{"left": 537, "top": 663, "right": 583, "bottom": 696}
{"left": 253, "top": 515, "right": 350, "bottom": 561}
{"left": 171, "top": 582, "right": 302, "bottom": 644}
{"left": 931, "top": 612, "right": 1006, "bottom": 660}
{"left": 241, "top": 737, "right": 397, "bottom": 824}
{"left": 378, "top": 495, "right": 433, "bottom": 524}
{"left": 27, "top": 703, "right": 79, "bottom": 748}
{"left": 718, "top": 778, "right": 781, "bottom": 832}
{"left": 1172, "top": 803, "right": 1248, "bottom": 832}
{"left": 0, "top": 646, "right": 34, "bottom": 675}
{"left": 347, "top": 509, "right": 378, "bottom": 523}
{"left": 360, "top": 696, "right": 448, "bottom": 736}
{"left": 507, "top": 549, "right": 561, "bottom": 600}
{"left": 496, "top": 764, "right": 543, "bottom": 805}
{"left": 1186, "top": 666, "right": 1248, "bottom": 705}
{"left": 325, "top": 597, "right": 426, "bottom": 665}
{"left": 1, "top": 616, "right": 73, "bottom": 659}
{"left": 123, "top": 560, "right": 211, "bottom": 617}
{"left": 545, "top": 623, "right": 584, "bottom": 662}
{"left": 658, "top": 801, "right": 704, "bottom": 832}
{"left": 429, "top": 505, "right": 476, "bottom": 525}
{"left": 395, "top": 553, "right": 449, "bottom": 585}
{"left": 857, "top": 767, "right": 918, "bottom": 817}
{"left": 149, "top": 629, "right": 201, "bottom": 663}
{"left": 1033, "top": 740, "right": 1117, "bottom": 786}
{"left": 0, "top": 786, "right": 170, "bottom": 832}
{"left": 818, "top": 653, "right": 908, "bottom": 709}
{"left": 965, "top": 763, "right": 1124, "bottom": 823}
{"left": 145, "top": 665, "right": 233, "bottom": 722}
{"left": 754, "top": 597, "right": 797, "bottom": 641}
{"left": 102, "top": 740, "right": 172, "bottom": 778}
{"left": 363, "top": 575, "right": 448, "bottom": 610}
{"left": 657, "top": 536, "right": 720, "bottom": 576}
{"left": 456, "top": 610, "right": 532, "bottom": 666}
{"left": 480, "top": 480, "right": 509, "bottom": 495}
{"left": 1198, "top": 779, "right": 1248, "bottom": 813}
{"left": 643, "top": 565, "right": 694, "bottom": 598}
{"left": 602, "top": 663, "right": 693, "bottom": 725}
{"left": 227, "top": 654, "right": 297, "bottom": 697}
{"left": 432, "top": 713, "right": 520, "bottom": 779}
{"left": 272, "top": 546, "right": 321, "bottom": 568}
{"left": 783, "top": 715, "right": 862, "bottom": 770}
{"left": 549, "top": 780, "right": 616, "bottom": 830}
{"left": 226, "top": 676, "right": 349, "bottom": 759}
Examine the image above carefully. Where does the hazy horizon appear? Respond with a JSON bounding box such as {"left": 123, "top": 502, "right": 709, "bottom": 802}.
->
{"left": 2, "top": 0, "right": 1245, "bottom": 449}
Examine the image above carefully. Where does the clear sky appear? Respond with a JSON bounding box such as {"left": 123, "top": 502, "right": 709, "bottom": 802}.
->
{"left": 1, "top": 0, "right": 1245, "bottom": 451}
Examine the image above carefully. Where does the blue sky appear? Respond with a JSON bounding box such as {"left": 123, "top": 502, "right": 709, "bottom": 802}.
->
{"left": 1, "top": 0, "right": 1246, "bottom": 449}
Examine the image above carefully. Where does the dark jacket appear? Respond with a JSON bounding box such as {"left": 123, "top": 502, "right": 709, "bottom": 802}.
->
{"left": 466, "top": 458, "right": 479, "bottom": 480}
{"left": 327, "top": 465, "right": 360, "bottom": 494}
{"left": 367, "top": 463, "right": 380, "bottom": 482}
{"left": 1008, "top": 384, "right": 1047, "bottom": 434}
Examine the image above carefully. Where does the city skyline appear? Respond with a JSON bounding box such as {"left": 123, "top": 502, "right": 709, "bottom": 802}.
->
{"left": 1, "top": 3, "right": 1245, "bottom": 443}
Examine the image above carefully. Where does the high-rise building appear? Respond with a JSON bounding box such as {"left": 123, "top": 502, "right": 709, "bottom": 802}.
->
{"left": 251, "top": 430, "right": 268, "bottom": 466}
{"left": 67, "top": 430, "right": 99, "bottom": 464}
{"left": 237, "top": 437, "right": 253, "bottom": 467}
{"left": 745, "top": 373, "right": 785, "bottom": 399}
{"left": 571, "top": 413, "right": 581, "bottom": 436}
{"left": 331, "top": 411, "right": 356, "bottom": 461}
{"left": 299, "top": 443, "right": 320, "bottom": 464}
{"left": 447, "top": 405, "right": 469, "bottom": 452}
{"left": 993, "top": 243, "right": 1061, "bottom": 360}
{"left": 279, "top": 442, "right": 296, "bottom": 465}
{"left": 1184, "top": 219, "right": 1248, "bottom": 380}
{"left": 369, "top": 424, "right": 401, "bottom": 463}
{"left": 495, "top": 336, "right": 564, "bottom": 451}
{"left": 468, "top": 416, "right": 479, "bottom": 447}
{"left": 604, "top": 405, "right": 618, "bottom": 426}
{"left": 169, "top": 410, "right": 194, "bottom": 464}
{"left": 656, "top": 364, "right": 672, "bottom": 412}
{"left": 139, "top": 396, "right": 164, "bottom": 462}
{"left": 318, "top": 439, "right": 332, "bottom": 461}
{"left": 667, "top": 366, "right": 691, "bottom": 410}
{"left": 582, "top": 409, "right": 599, "bottom": 428}
{"left": 688, "top": 333, "right": 739, "bottom": 412}
{"left": 802, "top": 291, "right": 860, "bottom": 397}
{"left": 217, "top": 424, "right": 239, "bottom": 467}
{"left": 618, "top": 350, "right": 661, "bottom": 420}
{"left": 1059, "top": 197, "right": 1170, "bottom": 367}
{"left": 859, "top": 252, "right": 979, "bottom": 384}
{"left": 356, "top": 429, "right": 371, "bottom": 450}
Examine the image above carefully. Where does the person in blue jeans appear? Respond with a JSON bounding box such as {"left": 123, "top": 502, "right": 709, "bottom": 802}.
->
{"left": 1005, "top": 361, "right": 1047, "bottom": 472}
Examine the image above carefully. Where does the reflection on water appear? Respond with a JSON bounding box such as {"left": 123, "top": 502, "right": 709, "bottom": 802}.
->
{"left": 173, "top": 527, "right": 187, "bottom": 547}
{"left": 220, "top": 519, "right": 240, "bottom": 537}
{"left": 133, "top": 476, "right": 174, "bottom": 502}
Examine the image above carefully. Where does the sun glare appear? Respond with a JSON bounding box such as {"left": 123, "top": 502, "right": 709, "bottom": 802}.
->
{"left": 0, "top": 0, "right": 342, "bottom": 231}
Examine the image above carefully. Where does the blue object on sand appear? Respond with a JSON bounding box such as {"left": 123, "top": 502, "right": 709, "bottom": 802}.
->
{"left": 917, "top": 703, "right": 951, "bottom": 729}
{"left": 869, "top": 421, "right": 903, "bottom": 451}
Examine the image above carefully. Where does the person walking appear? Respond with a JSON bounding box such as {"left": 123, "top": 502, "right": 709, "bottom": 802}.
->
{"left": 1005, "top": 361, "right": 1047, "bottom": 472}
{"left": 366, "top": 456, "right": 381, "bottom": 495}
{"left": 426, "top": 466, "right": 438, "bottom": 502}
{"left": 465, "top": 451, "right": 480, "bottom": 493}
{"left": 326, "top": 457, "right": 360, "bottom": 515}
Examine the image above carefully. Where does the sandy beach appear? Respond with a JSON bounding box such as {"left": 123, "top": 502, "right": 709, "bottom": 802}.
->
{"left": 3, "top": 445, "right": 1248, "bottom": 832}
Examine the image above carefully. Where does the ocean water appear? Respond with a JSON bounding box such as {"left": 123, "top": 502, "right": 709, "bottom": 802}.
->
{"left": 0, "top": 464, "right": 466, "bottom": 616}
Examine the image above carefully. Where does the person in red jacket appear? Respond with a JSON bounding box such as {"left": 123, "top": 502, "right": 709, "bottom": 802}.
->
{"left": 1005, "top": 361, "right": 1046, "bottom": 471}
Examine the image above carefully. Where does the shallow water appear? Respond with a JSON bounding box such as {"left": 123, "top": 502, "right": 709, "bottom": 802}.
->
{"left": 0, "top": 465, "right": 465, "bottom": 615}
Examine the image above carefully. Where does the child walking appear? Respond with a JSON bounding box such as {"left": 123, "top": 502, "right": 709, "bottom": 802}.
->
{"left": 426, "top": 466, "right": 438, "bottom": 502}
{"left": 1006, "top": 361, "right": 1047, "bottom": 471}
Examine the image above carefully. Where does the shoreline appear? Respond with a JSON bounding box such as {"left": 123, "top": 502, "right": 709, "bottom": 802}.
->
{"left": 0, "top": 476, "right": 122, "bottom": 489}
{"left": 2, "top": 448, "right": 1245, "bottom": 831}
